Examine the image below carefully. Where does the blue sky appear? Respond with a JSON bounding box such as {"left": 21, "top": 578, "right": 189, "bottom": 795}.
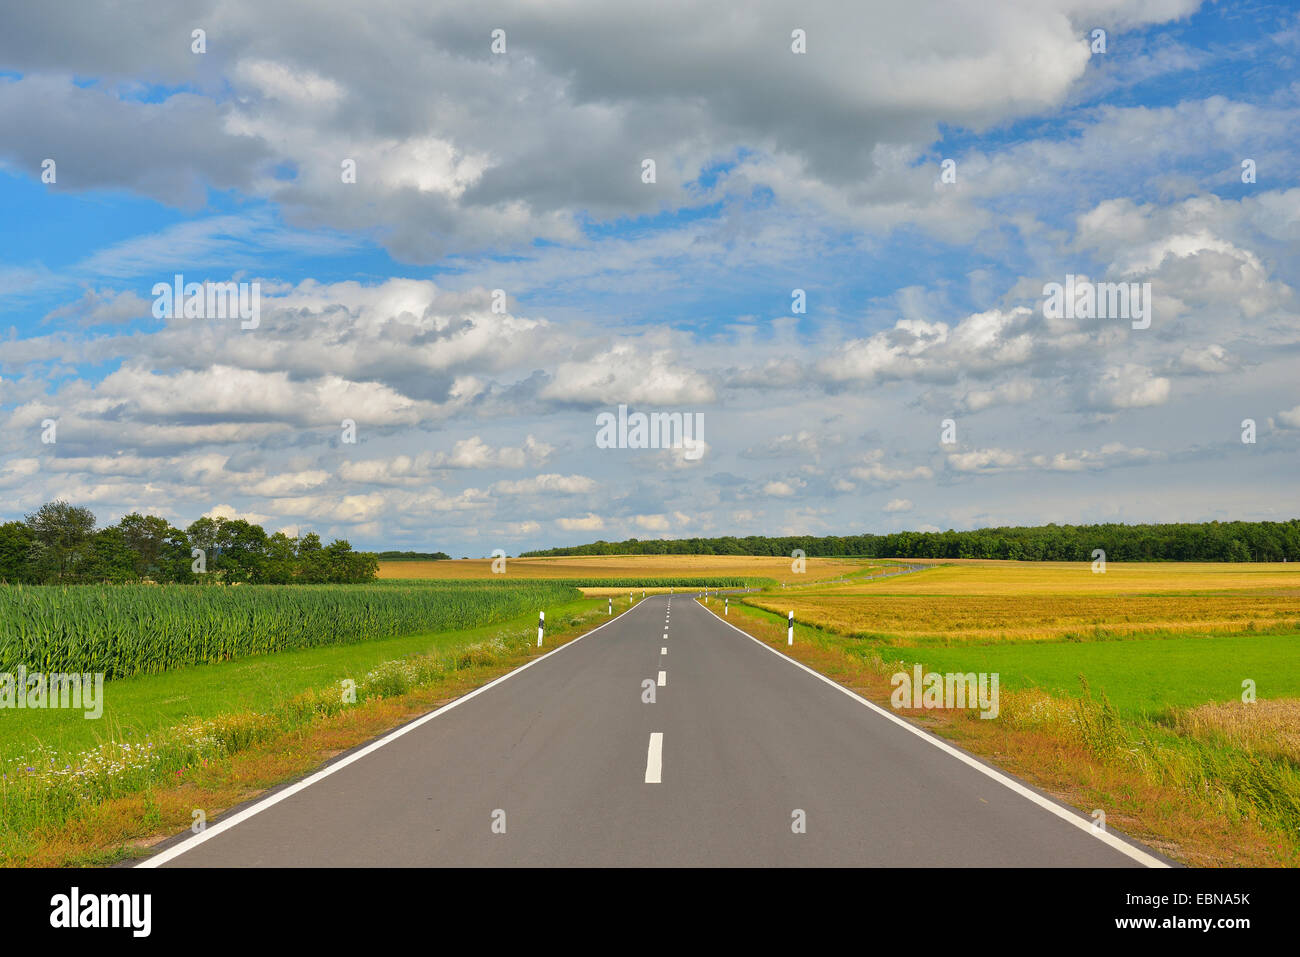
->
{"left": 1, "top": 0, "right": 1298, "bottom": 554}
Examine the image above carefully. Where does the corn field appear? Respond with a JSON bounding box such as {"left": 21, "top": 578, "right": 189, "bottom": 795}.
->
{"left": 0, "top": 581, "right": 579, "bottom": 680}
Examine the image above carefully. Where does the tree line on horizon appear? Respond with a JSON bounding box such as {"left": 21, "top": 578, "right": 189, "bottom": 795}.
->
{"left": 520, "top": 520, "right": 1300, "bottom": 563}
{"left": 374, "top": 550, "right": 452, "bottom": 561}
{"left": 0, "top": 501, "right": 378, "bottom": 585}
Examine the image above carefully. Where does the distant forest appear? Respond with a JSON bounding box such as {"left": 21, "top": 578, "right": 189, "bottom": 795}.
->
{"left": 0, "top": 501, "right": 377, "bottom": 585}
{"left": 522, "top": 520, "right": 1300, "bottom": 563}
{"left": 375, "top": 550, "right": 452, "bottom": 561}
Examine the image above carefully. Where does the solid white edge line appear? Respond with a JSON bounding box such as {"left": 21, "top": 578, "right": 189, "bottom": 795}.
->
{"left": 645, "top": 732, "right": 664, "bottom": 783}
{"left": 138, "top": 596, "right": 649, "bottom": 868}
{"left": 695, "top": 599, "right": 1169, "bottom": 869}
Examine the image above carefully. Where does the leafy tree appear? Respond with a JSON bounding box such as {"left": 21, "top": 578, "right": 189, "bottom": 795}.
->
{"left": 157, "top": 526, "right": 195, "bottom": 583}
{"left": 214, "top": 520, "right": 269, "bottom": 583}
{"left": 0, "top": 521, "right": 35, "bottom": 583}
{"left": 322, "top": 539, "right": 378, "bottom": 583}
{"left": 117, "top": 512, "right": 179, "bottom": 579}
{"left": 82, "top": 527, "right": 139, "bottom": 582}
{"left": 4, "top": 502, "right": 381, "bottom": 584}
{"left": 25, "top": 501, "right": 97, "bottom": 581}
{"left": 185, "top": 516, "right": 223, "bottom": 578}
{"left": 263, "top": 532, "right": 299, "bottom": 584}
{"left": 296, "top": 532, "right": 327, "bottom": 583}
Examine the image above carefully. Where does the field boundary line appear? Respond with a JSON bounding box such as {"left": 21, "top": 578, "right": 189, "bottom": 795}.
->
{"left": 696, "top": 600, "right": 1170, "bottom": 869}
{"left": 137, "top": 597, "right": 648, "bottom": 868}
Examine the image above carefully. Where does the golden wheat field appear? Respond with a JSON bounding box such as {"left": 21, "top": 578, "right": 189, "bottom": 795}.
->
{"left": 744, "top": 561, "right": 1300, "bottom": 644}
{"left": 1172, "top": 699, "right": 1300, "bottom": 764}
{"left": 813, "top": 561, "right": 1300, "bottom": 594}
{"left": 376, "top": 554, "right": 873, "bottom": 584}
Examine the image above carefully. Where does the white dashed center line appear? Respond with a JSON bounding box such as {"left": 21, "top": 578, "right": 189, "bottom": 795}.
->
{"left": 657, "top": 670, "right": 666, "bottom": 686}
{"left": 645, "top": 732, "right": 663, "bottom": 783}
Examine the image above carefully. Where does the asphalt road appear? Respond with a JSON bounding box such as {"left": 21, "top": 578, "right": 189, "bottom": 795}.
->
{"left": 142, "top": 594, "right": 1168, "bottom": 867}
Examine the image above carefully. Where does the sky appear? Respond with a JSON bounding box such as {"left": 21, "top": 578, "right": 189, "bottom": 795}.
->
{"left": 1, "top": 0, "right": 1298, "bottom": 556}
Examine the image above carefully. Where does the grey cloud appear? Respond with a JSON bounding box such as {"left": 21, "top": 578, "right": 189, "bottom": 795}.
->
{"left": 0, "top": 1, "right": 1203, "bottom": 257}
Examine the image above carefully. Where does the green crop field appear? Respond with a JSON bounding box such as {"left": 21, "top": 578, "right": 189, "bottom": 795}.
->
{"left": 0, "top": 580, "right": 579, "bottom": 680}
{"left": 898, "top": 633, "right": 1300, "bottom": 716}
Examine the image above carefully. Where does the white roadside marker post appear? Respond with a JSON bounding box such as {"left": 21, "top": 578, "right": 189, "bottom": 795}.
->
{"left": 724, "top": 597, "right": 728, "bottom": 616}
{"left": 537, "top": 611, "right": 545, "bottom": 647}
{"left": 787, "top": 610, "right": 794, "bottom": 646}
{"left": 608, "top": 597, "right": 612, "bottom": 615}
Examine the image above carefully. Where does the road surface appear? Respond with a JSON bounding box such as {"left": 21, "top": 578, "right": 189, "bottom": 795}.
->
{"left": 141, "top": 594, "right": 1168, "bottom": 867}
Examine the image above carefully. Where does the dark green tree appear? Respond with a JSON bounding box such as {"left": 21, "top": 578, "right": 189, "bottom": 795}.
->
{"left": 82, "top": 527, "right": 140, "bottom": 582}
{"left": 117, "top": 512, "right": 179, "bottom": 579}
{"left": 0, "top": 521, "right": 35, "bottom": 583}
{"left": 25, "top": 501, "right": 97, "bottom": 582}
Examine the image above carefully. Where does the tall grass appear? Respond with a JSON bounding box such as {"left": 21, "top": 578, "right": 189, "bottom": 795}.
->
{"left": 0, "top": 580, "right": 579, "bottom": 680}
